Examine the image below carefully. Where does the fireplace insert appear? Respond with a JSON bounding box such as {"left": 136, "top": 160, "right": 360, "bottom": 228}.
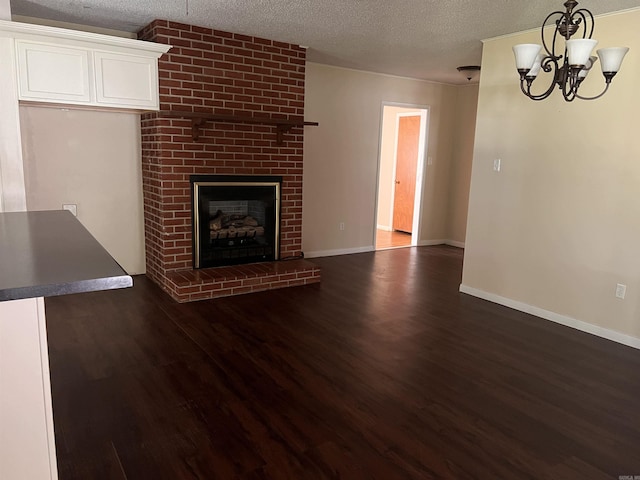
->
{"left": 191, "top": 175, "right": 282, "bottom": 268}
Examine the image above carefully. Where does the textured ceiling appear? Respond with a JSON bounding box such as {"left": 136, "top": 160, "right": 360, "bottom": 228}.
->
{"left": 9, "top": 0, "right": 640, "bottom": 84}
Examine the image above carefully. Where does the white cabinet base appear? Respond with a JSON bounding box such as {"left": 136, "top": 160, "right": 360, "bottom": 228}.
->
{"left": 0, "top": 297, "right": 58, "bottom": 480}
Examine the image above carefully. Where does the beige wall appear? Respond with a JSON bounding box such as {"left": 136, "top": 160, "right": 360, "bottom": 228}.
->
{"left": 376, "top": 106, "right": 424, "bottom": 230}
{"left": 462, "top": 9, "right": 640, "bottom": 343}
{"left": 303, "top": 63, "right": 477, "bottom": 256}
{"left": 20, "top": 106, "right": 146, "bottom": 274}
{"left": 11, "top": 18, "right": 480, "bottom": 271}
{"left": 0, "top": 0, "right": 9, "bottom": 20}
{"left": 448, "top": 85, "right": 479, "bottom": 243}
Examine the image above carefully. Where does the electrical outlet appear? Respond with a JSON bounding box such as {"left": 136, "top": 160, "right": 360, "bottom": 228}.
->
{"left": 493, "top": 158, "right": 501, "bottom": 172}
{"left": 615, "top": 283, "right": 627, "bottom": 299}
{"left": 62, "top": 204, "right": 77, "bottom": 217}
{"left": 427, "top": 156, "right": 433, "bottom": 166}
{"left": 339, "top": 222, "right": 345, "bottom": 231}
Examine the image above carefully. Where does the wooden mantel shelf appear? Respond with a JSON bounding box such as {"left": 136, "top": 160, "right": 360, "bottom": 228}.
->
{"left": 158, "top": 110, "right": 319, "bottom": 145}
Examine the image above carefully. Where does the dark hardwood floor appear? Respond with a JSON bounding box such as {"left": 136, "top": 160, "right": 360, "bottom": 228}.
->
{"left": 45, "top": 246, "right": 640, "bottom": 479}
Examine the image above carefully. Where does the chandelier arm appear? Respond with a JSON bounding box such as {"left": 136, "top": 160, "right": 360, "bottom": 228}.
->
{"left": 551, "top": 26, "right": 561, "bottom": 59}
{"left": 520, "top": 58, "right": 558, "bottom": 101}
{"left": 576, "top": 82, "right": 611, "bottom": 101}
{"left": 522, "top": 85, "right": 553, "bottom": 101}
{"left": 520, "top": 79, "right": 551, "bottom": 101}
{"left": 572, "top": 9, "right": 594, "bottom": 38}
{"left": 562, "top": 77, "right": 578, "bottom": 102}
{"left": 563, "top": 67, "right": 579, "bottom": 100}
{"left": 541, "top": 11, "right": 565, "bottom": 56}
{"left": 514, "top": 1, "right": 625, "bottom": 102}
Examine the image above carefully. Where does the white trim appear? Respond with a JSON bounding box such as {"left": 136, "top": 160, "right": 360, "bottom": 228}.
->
{"left": 36, "top": 297, "right": 58, "bottom": 479}
{"left": 417, "top": 239, "right": 465, "bottom": 248}
{"left": 306, "top": 242, "right": 463, "bottom": 259}
{"left": 376, "top": 224, "right": 392, "bottom": 231}
{"left": 481, "top": 8, "right": 640, "bottom": 44}
{"left": 374, "top": 104, "right": 429, "bottom": 250}
{"left": 306, "top": 61, "right": 456, "bottom": 86}
{"left": 0, "top": 20, "right": 170, "bottom": 56}
{"left": 459, "top": 284, "right": 640, "bottom": 350}
{"left": 0, "top": 36, "right": 26, "bottom": 212}
{"left": 445, "top": 240, "right": 465, "bottom": 248}
{"left": 304, "top": 246, "right": 374, "bottom": 259}
{"left": 376, "top": 245, "right": 413, "bottom": 251}
{"left": 388, "top": 114, "right": 400, "bottom": 233}
{"left": 418, "top": 239, "right": 448, "bottom": 246}
{"left": 413, "top": 110, "right": 428, "bottom": 246}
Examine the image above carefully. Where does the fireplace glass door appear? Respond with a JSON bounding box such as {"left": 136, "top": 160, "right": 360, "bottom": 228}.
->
{"left": 192, "top": 175, "right": 281, "bottom": 268}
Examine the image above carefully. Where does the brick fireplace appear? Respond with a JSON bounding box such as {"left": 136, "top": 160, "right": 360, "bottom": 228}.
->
{"left": 138, "top": 20, "right": 320, "bottom": 302}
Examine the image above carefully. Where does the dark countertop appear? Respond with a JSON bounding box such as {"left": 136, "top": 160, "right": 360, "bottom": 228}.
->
{"left": 0, "top": 210, "right": 132, "bottom": 301}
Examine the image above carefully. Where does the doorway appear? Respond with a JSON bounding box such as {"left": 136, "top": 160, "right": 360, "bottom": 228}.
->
{"left": 375, "top": 105, "right": 429, "bottom": 250}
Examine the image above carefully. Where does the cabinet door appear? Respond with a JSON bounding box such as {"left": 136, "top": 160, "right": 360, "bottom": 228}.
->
{"left": 16, "top": 41, "right": 92, "bottom": 104}
{"left": 94, "top": 51, "right": 159, "bottom": 109}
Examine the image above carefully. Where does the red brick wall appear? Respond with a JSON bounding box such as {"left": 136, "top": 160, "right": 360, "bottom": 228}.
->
{"left": 138, "top": 20, "right": 306, "bottom": 292}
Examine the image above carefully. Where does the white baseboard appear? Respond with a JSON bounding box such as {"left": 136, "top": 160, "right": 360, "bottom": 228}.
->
{"left": 459, "top": 284, "right": 640, "bottom": 350}
{"left": 305, "top": 240, "right": 464, "bottom": 259}
{"left": 304, "top": 246, "right": 375, "bottom": 258}
{"left": 418, "top": 239, "right": 446, "bottom": 246}
{"left": 417, "top": 239, "right": 465, "bottom": 248}
{"left": 445, "top": 240, "right": 465, "bottom": 248}
{"left": 376, "top": 225, "right": 392, "bottom": 232}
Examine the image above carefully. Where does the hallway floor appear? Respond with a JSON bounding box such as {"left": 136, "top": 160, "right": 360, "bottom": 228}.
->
{"left": 376, "top": 229, "right": 412, "bottom": 249}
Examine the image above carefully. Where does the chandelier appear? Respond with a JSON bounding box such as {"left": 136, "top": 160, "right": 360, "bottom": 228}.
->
{"left": 512, "top": 0, "right": 629, "bottom": 102}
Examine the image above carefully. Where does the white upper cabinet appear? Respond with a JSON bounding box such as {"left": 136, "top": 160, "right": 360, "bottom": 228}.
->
{"left": 0, "top": 20, "right": 170, "bottom": 111}
{"left": 16, "top": 41, "right": 92, "bottom": 103}
{"left": 94, "top": 51, "right": 158, "bottom": 108}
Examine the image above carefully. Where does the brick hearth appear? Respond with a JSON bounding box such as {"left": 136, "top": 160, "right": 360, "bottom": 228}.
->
{"left": 138, "top": 20, "right": 320, "bottom": 302}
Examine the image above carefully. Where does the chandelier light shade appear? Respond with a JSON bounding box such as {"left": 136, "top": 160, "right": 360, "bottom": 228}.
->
{"left": 598, "top": 47, "right": 629, "bottom": 73}
{"left": 577, "top": 56, "right": 596, "bottom": 79}
{"left": 513, "top": 44, "right": 542, "bottom": 70}
{"left": 512, "top": 0, "right": 629, "bottom": 101}
{"left": 565, "top": 39, "right": 598, "bottom": 66}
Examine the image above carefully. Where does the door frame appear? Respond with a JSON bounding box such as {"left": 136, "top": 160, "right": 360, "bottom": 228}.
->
{"left": 374, "top": 102, "right": 430, "bottom": 248}
{"left": 390, "top": 112, "right": 424, "bottom": 236}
